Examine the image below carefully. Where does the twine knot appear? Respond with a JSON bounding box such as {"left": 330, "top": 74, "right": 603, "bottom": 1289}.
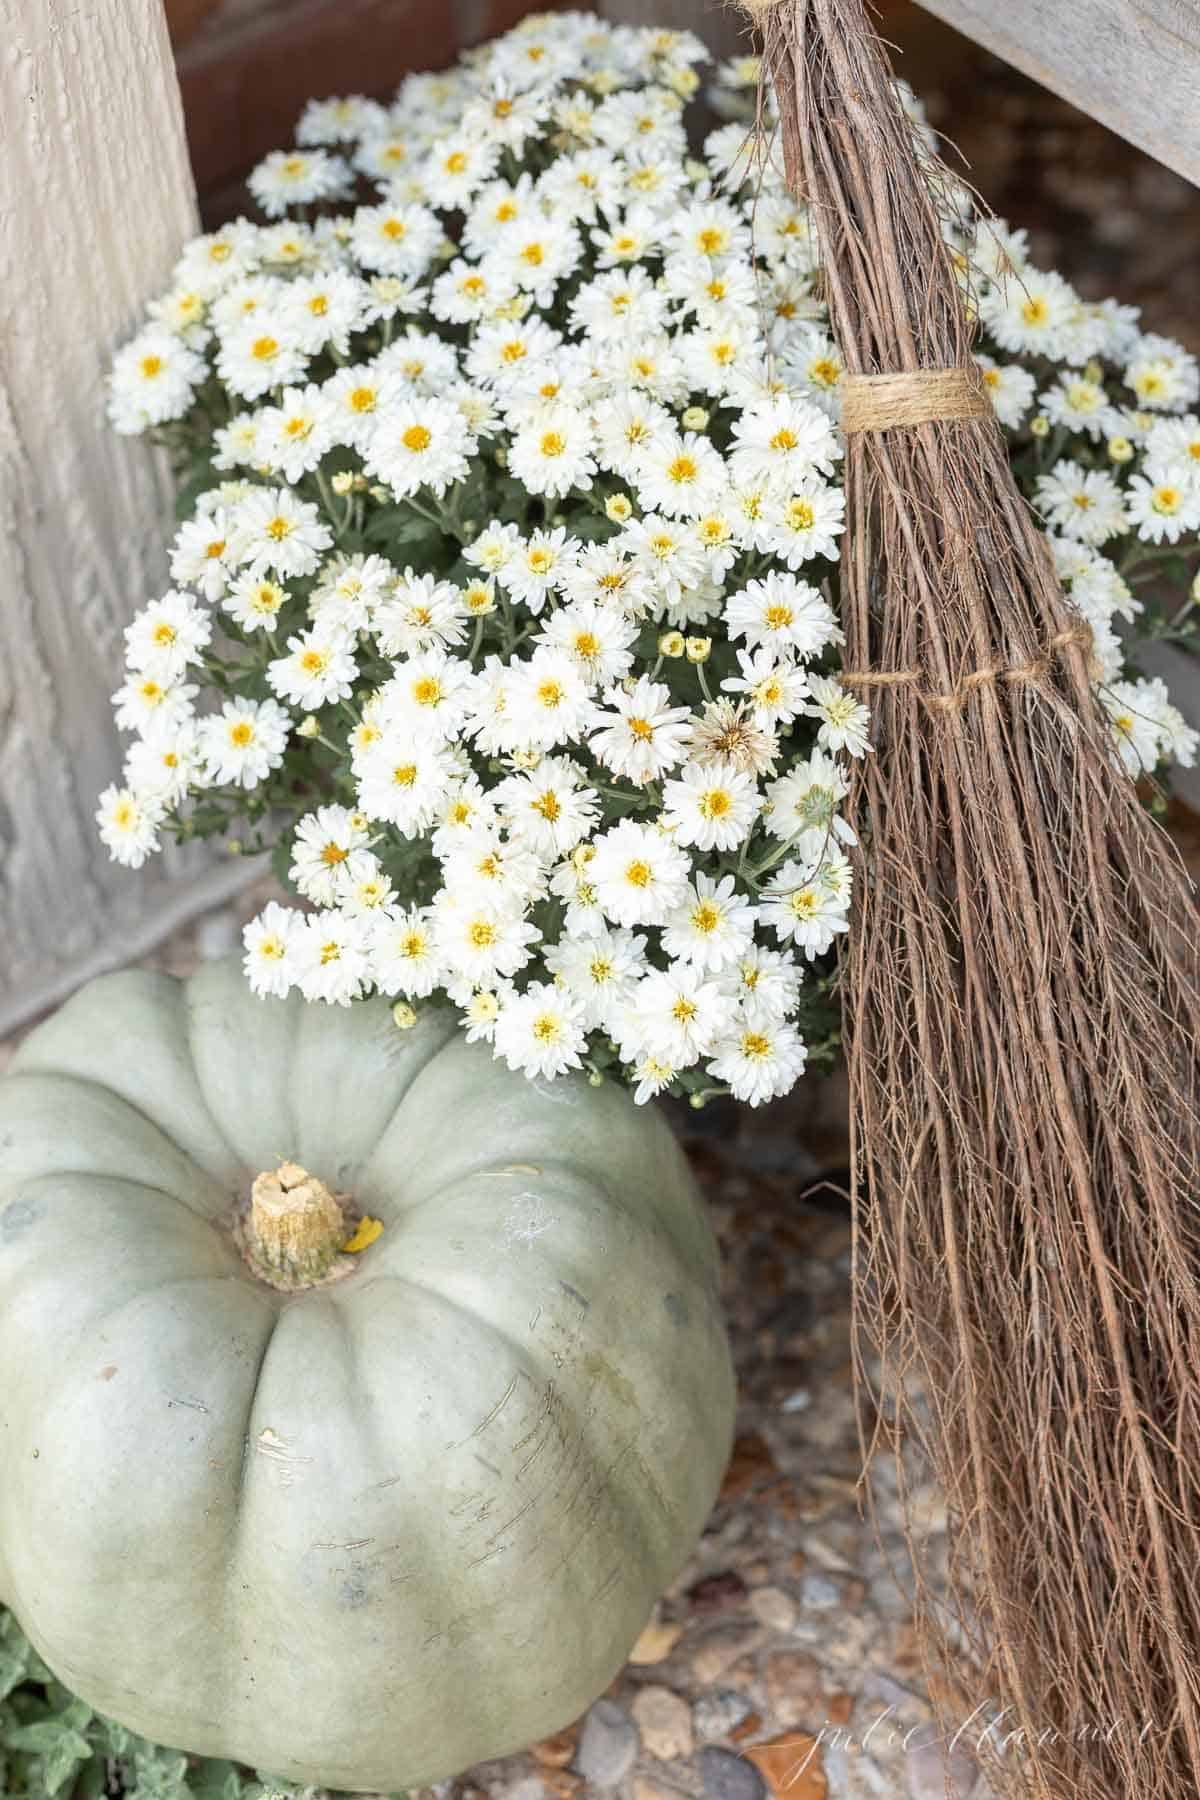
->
{"left": 841, "top": 367, "right": 992, "bottom": 432}
{"left": 841, "top": 624, "right": 1094, "bottom": 713}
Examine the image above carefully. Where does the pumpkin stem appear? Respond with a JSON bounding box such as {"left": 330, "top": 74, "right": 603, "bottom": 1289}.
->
{"left": 245, "top": 1161, "right": 351, "bottom": 1291}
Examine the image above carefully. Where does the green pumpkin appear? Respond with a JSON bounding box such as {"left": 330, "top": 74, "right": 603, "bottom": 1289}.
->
{"left": 0, "top": 960, "right": 734, "bottom": 1792}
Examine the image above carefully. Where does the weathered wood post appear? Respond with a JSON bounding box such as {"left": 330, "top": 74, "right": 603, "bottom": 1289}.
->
{"left": 0, "top": 0, "right": 252, "bottom": 1034}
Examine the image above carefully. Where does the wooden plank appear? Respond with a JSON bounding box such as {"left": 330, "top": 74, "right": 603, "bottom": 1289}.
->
{"left": 0, "top": 0, "right": 253, "bottom": 1032}
{"left": 913, "top": 0, "right": 1200, "bottom": 187}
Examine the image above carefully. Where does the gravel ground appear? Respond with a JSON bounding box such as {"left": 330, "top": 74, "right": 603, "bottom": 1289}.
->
{"left": 0, "top": 889, "right": 996, "bottom": 1800}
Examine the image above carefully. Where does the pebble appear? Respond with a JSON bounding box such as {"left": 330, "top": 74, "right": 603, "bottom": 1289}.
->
{"left": 763, "top": 1648, "right": 824, "bottom": 1716}
{"left": 629, "top": 1619, "right": 686, "bottom": 1666}
{"left": 574, "top": 1700, "right": 639, "bottom": 1788}
{"left": 502, "top": 1781, "right": 547, "bottom": 1800}
{"left": 906, "top": 1740, "right": 979, "bottom": 1799}
{"left": 697, "top": 1746, "right": 767, "bottom": 1800}
{"left": 690, "top": 1624, "right": 764, "bottom": 1686}
{"left": 687, "top": 1571, "right": 749, "bottom": 1614}
{"left": 633, "top": 1780, "right": 686, "bottom": 1800}
{"left": 692, "top": 1690, "right": 754, "bottom": 1743}
{"left": 632, "top": 1686, "right": 694, "bottom": 1762}
{"left": 748, "top": 1587, "right": 797, "bottom": 1633}
{"left": 745, "top": 1732, "right": 828, "bottom": 1800}
{"left": 798, "top": 1571, "right": 842, "bottom": 1612}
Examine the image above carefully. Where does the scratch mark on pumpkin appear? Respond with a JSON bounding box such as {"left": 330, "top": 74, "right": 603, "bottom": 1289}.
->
{"left": 448, "top": 1373, "right": 518, "bottom": 1448}
{"left": 473, "top": 1454, "right": 501, "bottom": 1478}
{"left": 529, "top": 1305, "right": 542, "bottom": 1332}
{"left": 590, "top": 1564, "right": 622, "bottom": 1605}
{"left": 467, "top": 1544, "right": 505, "bottom": 1568}
{"left": 168, "top": 1395, "right": 209, "bottom": 1413}
{"left": 254, "top": 1427, "right": 313, "bottom": 1484}
{"left": 313, "top": 1537, "right": 376, "bottom": 1552}
{"left": 367, "top": 1472, "right": 406, "bottom": 1493}
{"left": 481, "top": 1164, "right": 542, "bottom": 1177}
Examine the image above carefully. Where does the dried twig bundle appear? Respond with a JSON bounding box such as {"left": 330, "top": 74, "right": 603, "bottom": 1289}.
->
{"left": 756, "top": 1, "right": 1200, "bottom": 1792}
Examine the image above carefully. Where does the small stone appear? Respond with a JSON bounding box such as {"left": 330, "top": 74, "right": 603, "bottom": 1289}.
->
{"left": 693, "top": 1689, "right": 754, "bottom": 1743}
{"left": 746, "top": 1732, "right": 828, "bottom": 1800}
{"left": 629, "top": 1619, "right": 685, "bottom": 1665}
{"left": 748, "top": 1587, "right": 797, "bottom": 1633}
{"left": 633, "top": 1780, "right": 685, "bottom": 1800}
{"left": 573, "top": 1700, "right": 639, "bottom": 1788}
{"left": 720, "top": 1431, "right": 779, "bottom": 1501}
{"left": 906, "top": 1739, "right": 979, "bottom": 1799}
{"left": 729, "top": 1713, "right": 764, "bottom": 1745}
{"left": 688, "top": 1570, "right": 749, "bottom": 1614}
{"left": 540, "top": 1774, "right": 582, "bottom": 1800}
{"left": 697, "top": 1745, "right": 767, "bottom": 1800}
{"left": 501, "top": 1781, "right": 547, "bottom": 1800}
{"left": 691, "top": 1623, "right": 764, "bottom": 1686}
{"left": 798, "top": 1571, "right": 842, "bottom": 1611}
{"left": 632, "top": 1685, "right": 694, "bottom": 1761}
{"left": 763, "top": 1648, "right": 823, "bottom": 1716}
{"left": 825, "top": 1692, "right": 854, "bottom": 1727}
{"left": 531, "top": 1727, "right": 578, "bottom": 1768}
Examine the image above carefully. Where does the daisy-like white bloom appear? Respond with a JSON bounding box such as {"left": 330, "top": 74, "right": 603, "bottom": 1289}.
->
{"left": 1125, "top": 464, "right": 1200, "bottom": 545}
{"left": 465, "top": 519, "right": 523, "bottom": 578}
{"left": 1035, "top": 460, "right": 1128, "bottom": 546}
{"left": 505, "top": 647, "right": 594, "bottom": 750}
{"left": 289, "top": 804, "right": 371, "bottom": 905}
{"left": 111, "top": 672, "right": 197, "bottom": 738}
{"left": 766, "top": 483, "right": 846, "bottom": 569}
{"left": 431, "top": 893, "right": 541, "bottom": 987}
{"left": 377, "top": 648, "right": 477, "bottom": 742}
{"left": 537, "top": 599, "right": 638, "bottom": 686}
{"left": 258, "top": 384, "right": 336, "bottom": 482}
{"left": 507, "top": 405, "right": 597, "bottom": 498}
{"left": 633, "top": 430, "right": 726, "bottom": 519}
{"left": 500, "top": 528, "right": 582, "bottom": 614}
{"left": 363, "top": 396, "right": 475, "bottom": 498}
{"left": 661, "top": 759, "right": 760, "bottom": 852}
{"left": 355, "top": 736, "right": 455, "bottom": 834}
{"left": 1101, "top": 679, "right": 1167, "bottom": 775}
{"left": 368, "top": 905, "right": 444, "bottom": 998}
{"left": 1040, "top": 374, "right": 1122, "bottom": 440}
{"left": 724, "top": 571, "right": 838, "bottom": 658}
{"left": 124, "top": 723, "right": 201, "bottom": 806}
{"left": 722, "top": 647, "right": 810, "bottom": 729}
{"left": 373, "top": 571, "right": 468, "bottom": 655}
{"left": 292, "top": 910, "right": 372, "bottom": 1006}
{"left": 495, "top": 757, "right": 600, "bottom": 858}
{"left": 108, "top": 329, "right": 206, "bottom": 433}
{"left": 729, "top": 393, "right": 840, "bottom": 491}
{"left": 431, "top": 775, "right": 500, "bottom": 855}
{"left": 123, "top": 591, "right": 212, "bottom": 683}
{"left": 439, "top": 827, "right": 545, "bottom": 913}
{"left": 493, "top": 983, "right": 588, "bottom": 1080}
{"left": 758, "top": 854, "right": 851, "bottom": 959}
{"left": 594, "top": 390, "right": 675, "bottom": 479}
{"left": 544, "top": 926, "right": 649, "bottom": 1031}
{"left": 243, "top": 901, "right": 303, "bottom": 998}
{"left": 763, "top": 749, "right": 855, "bottom": 844}
{"left": 350, "top": 201, "right": 441, "bottom": 277}
{"left": 974, "top": 356, "right": 1037, "bottom": 430}
{"left": 169, "top": 514, "right": 235, "bottom": 602}
{"left": 722, "top": 944, "right": 803, "bottom": 1025}
{"left": 590, "top": 819, "right": 691, "bottom": 927}
{"left": 619, "top": 514, "right": 709, "bottom": 611}
{"left": 590, "top": 675, "right": 693, "bottom": 785}
{"left": 619, "top": 963, "right": 737, "bottom": 1070}
{"left": 309, "top": 553, "right": 395, "bottom": 636}
{"left": 198, "top": 696, "right": 290, "bottom": 788}
{"left": 95, "top": 785, "right": 165, "bottom": 869}
{"left": 570, "top": 266, "right": 667, "bottom": 341}
{"left": 707, "top": 1017, "right": 808, "bottom": 1107}
{"left": 333, "top": 849, "right": 394, "bottom": 917}
{"left": 1123, "top": 334, "right": 1200, "bottom": 412}
{"left": 234, "top": 487, "right": 333, "bottom": 577}
{"left": 267, "top": 626, "right": 358, "bottom": 710}
{"left": 223, "top": 570, "right": 289, "bottom": 632}
{"left": 661, "top": 871, "right": 757, "bottom": 973}
{"left": 805, "top": 676, "right": 872, "bottom": 758}
{"left": 215, "top": 313, "right": 308, "bottom": 401}
{"left": 978, "top": 267, "right": 1078, "bottom": 359}
{"left": 248, "top": 148, "right": 349, "bottom": 217}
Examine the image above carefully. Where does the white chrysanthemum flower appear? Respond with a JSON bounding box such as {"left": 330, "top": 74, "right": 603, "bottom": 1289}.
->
{"left": 215, "top": 313, "right": 308, "bottom": 401}
{"left": 1124, "top": 334, "right": 1200, "bottom": 412}
{"left": 661, "top": 752, "right": 761, "bottom": 856}
{"left": 377, "top": 648, "right": 477, "bottom": 743}
{"left": 1101, "top": 678, "right": 1170, "bottom": 775}
{"left": 974, "top": 355, "right": 1037, "bottom": 430}
{"left": 1035, "top": 460, "right": 1128, "bottom": 546}
{"left": 431, "top": 894, "right": 540, "bottom": 987}
{"left": 495, "top": 757, "right": 600, "bottom": 858}
{"left": 123, "top": 590, "right": 212, "bottom": 682}
{"left": 233, "top": 487, "right": 333, "bottom": 577}
{"left": 729, "top": 393, "right": 841, "bottom": 492}
{"left": 763, "top": 749, "right": 855, "bottom": 845}
{"left": 707, "top": 1017, "right": 808, "bottom": 1107}
{"left": 373, "top": 571, "right": 468, "bottom": 655}
{"left": 619, "top": 514, "right": 709, "bottom": 610}
{"left": 363, "top": 396, "right": 475, "bottom": 499}
{"left": 377, "top": 326, "right": 462, "bottom": 396}
{"left": 296, "top": 93, "right": 387, "bottom": 146}
{"left": 198, "top": 696, "right": 290, "bottom": 788}
{"left": 108, "top": 329, "right": 207, "bottom": 433}
{"left": 979, "top": 268, "right": 1079, "bottom": 359}
{"left": 267, "top": 626, "right": 358, "bottom": 711}
{"left": 465, "top": 519, "right": 523, "bottom": 577}
{"left": 766, "top": 482, "right": 846, "bottom": 569}
{"left": 1040, "top": 374, "right": 1122, "bottom": 440}
{"left": 594, "top": 390, "right": 675, "bottom": 478}
{"left": 440, "top": 826, "right": 546, "bottom": 912}
{"left": 223, "top": 570, "right": 288, "bottom": 632}
{"left": 544, "top": 926, "right": 649, "bottom": 1031}
{"left": 430, "top": 257, "right": 517, "bottom": 325}
{"left": 333, "top": 848, "right": 394, "bottom": 917}
{"left": 124, "top": 723, "right": 201, "bottom": 806}
{"left": 111, "top": 672, "right": 198, "bottom": 738}
{"left": 350, "top": 201, "right": 441, "bottom": 277}
{"left": 248, "top": 148, "right": 349, "bottom": 216}
{"left": 619, "top": 963, "right": 737, "bottom": 1070}
{"left": 368, "top": 905, "right": 444, "bottom": 998}
{"left": 257, "top": 384, "right": 337, "bottom": 481}
{"left": 500, "top": 527, "right": 581, "bottom": 614}
{"left": 590, "top": 819, "right": 691, "bottom": 927}
{"left": 590, "top": 675, "right": 693, "bottom": 785}
{"left": 722, "top": 944, "right": 803, "bottom": 1025}
{"left": 1125, "top": 464, "right": 1200, "bottom": 545}
{"left": 292, "top": 910, "right": 372, "bottom": 1007}
{"left": 505, "top": 648, "right": 594, "bottom": 750}
{"left": 169, "top": 513, "right": 234, "bottom": 602}
{"left": 493, "top": 982, "right": 588, "bottom": 1080}
{"left": 96, "top": 784, "right": 165, "bottom": 869}
{"left": 288, "top": 805, "right": 371, "bottom": 905}
{"left": 722, "top": 648, "right": 810, "bottom": 729}
{"left": 724, "top": 571, "right": 839, "bottom": 658}
{"left": 308, "top": 553, "right": 395, "bottom": 635}
{"left": 759, "top": 846, "right": 852, "bottom": 959}
{"left": 805, "top": 675, "right": 872, "bottom": 758}
{"left": 508, "top": 406, "right": 597, "bottom": 498}
{"left": 662, "top": 872, "right": 757, "bottom": 973}
{"left": 633, "top": 431, "right": 726, "bottom": 519}
{"left": 571, "top": 266, "right": 667, "bottom": 341}
{"left": 242, "top": 901, "right": 302, "bottom": 998}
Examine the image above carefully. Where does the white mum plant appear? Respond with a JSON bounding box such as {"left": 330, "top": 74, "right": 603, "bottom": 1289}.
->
{"left": 101, "top": 11, "right": 1200, "bottom": 1106}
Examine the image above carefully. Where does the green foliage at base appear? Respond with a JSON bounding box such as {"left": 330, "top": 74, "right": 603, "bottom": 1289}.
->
{"left": 0, "top": 1610, "right": 402, "bottom": 1800}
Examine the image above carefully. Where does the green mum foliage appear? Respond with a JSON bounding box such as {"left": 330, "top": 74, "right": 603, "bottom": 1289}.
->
{"left": 0, "top": 1610, "right": 403, "bottom": 1800}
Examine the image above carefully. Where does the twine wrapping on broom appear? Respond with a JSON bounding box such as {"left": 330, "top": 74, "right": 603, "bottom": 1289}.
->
{"left": 739, "top": 2, "right": 1200, "bottom": 1796}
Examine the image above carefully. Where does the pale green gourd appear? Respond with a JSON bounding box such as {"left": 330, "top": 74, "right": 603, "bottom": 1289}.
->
{"left": 0, "top": 959, "right": 735, "bottom": 1792}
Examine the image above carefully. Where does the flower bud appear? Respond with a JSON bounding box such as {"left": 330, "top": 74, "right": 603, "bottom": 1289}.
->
{"left": 686, "top": 635, "right": 713, "bottom": 663}
{"left": 681, "top": 406, "right": 709, "bottom": 432}
{"left": 1029, "top": 414, "right": 1050, "bottom": 439}
{"left": 296, "top": 714, "right": 321, "bottom": 739}
{"left": 605, "top": 493, "right": 633, "bottom": 522}
{"left": 331, "top": 471, "right": 355, "bottom": 496}
{"left": 658, "top": 630, "right": 685, "bottom": 657}
{"left": 391, "top": 1001, "right": 418, "bottom": 1031}
{"left": 1107, "top": 436, "right": 1134, "bottom": 465}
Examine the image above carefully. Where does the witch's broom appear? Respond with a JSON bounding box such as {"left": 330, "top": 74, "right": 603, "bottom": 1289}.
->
{"left": 743, "top": 1, "right": 1200, "bottom": 1793}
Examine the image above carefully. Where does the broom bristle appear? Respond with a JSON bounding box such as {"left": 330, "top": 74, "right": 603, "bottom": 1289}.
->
{"left": 760, "top": 3, "right": 1200, "bottom": 1794}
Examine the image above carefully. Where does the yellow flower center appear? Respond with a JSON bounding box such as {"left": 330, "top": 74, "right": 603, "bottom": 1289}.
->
{"left": 787, "top": 500, "right": 815, "bottom": 530}
{"left": 392, "top": 763, "right": 417, "bottom": 787}
{"left": 574, "top": 631, "right": 600, "bottom": 658}
{"left": 402, "top": 424, "right": 432, "bottom": 452}
{"left": 1152, "top": 487, "right": 1182, "bottom": 515}
{"left": 140, "top": 354, "right": 163, "bottom": 379}
{"left": 468, "top": 920, "right": 497, "bottom": 948}
{"left": 667, "top": 455, "right": 698, "bottom": 484}
{"left": 381, "top": 218, "right": 407, "bottom": 241}
{"left": 533, "top": 792, "right": 561, "bottom": 820}
{"left": 1021, "top": 297, "right": 1049, "bottom": 326}
{"left": 765, "top": 604, "right": 794, "bottom": 629}
{"left": 445, "top": 151, "right": 468, "bottom": 174}
{"left": 266, "top": 515, "right": 291, "bottom": 541}
{"left": 698, "top": 227, "right": 726, "bottom": 253}
{"left": 251, "top": 336, "right": 279, "bottom": 361}
{"left": 537, "top": 679, "right": 564, "bottom": 708}
{"left": 412, "top": 676, "right": 442, "bottom": 706}
{"left": 691, "top": 901, "right": 721, "bottom": 933}
{"left": 672, "top": 997, "right": 698, "bottom": 1023}
{"left": 320, "top": 843, "right": 348, "bottom": 865}
{"left": 229, "top": 721, "right": 254, "bottom": 747}
{"left": 741, "top": 1032, "right": 771, "bottom": 1059}
{"left": 300, "top": 649, "right": 327, "bottom": 674}
{"left": 625, "top": 859, "right": 652, "bottom": 887}
{"left": 152, "top": 622, "right": 177, "bottom": 645}
{"left": 527, "top": 548, "right": 553, "bottom": 573}
{"left": 540, "top": 431, "right": 566, "bottom": 457}
{"left": 501, "top": 338, "right": 527, "bottom": 363}
{"left": 770, "top": 427, "right": 799, "bottom": 452}
{"left": 532, "top": 1013, "right": 560, "bottom": 1043}
{"left": 699, "top": 789, "right": 732, "bottom": 818}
